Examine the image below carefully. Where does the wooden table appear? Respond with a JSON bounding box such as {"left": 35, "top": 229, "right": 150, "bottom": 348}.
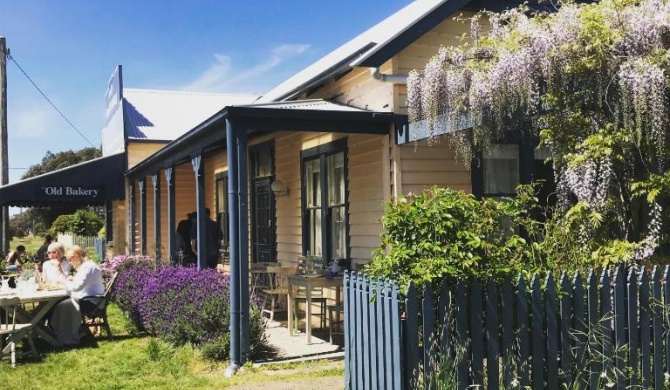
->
{"left": 287, "top": 275, "right": 342, "bottom": 344}
{"left": 2, "top": 289, "right": 68, "bottom": 353}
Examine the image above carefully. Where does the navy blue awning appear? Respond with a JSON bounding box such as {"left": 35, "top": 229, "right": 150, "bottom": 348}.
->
{"left": 0, "top": 152, "right": 126, "bottom": 207}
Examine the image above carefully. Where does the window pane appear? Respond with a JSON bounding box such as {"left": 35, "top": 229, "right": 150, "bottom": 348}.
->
{"left": 327, "top": 152, "right": 345, "bottom": 206}
{"left": 309, "top": 209, "right": 322, "bottom": 256}
{"left": 483, "top": 144, "right": 519, "bottom": 195}
{"left": 254, "top": 150, "right": 272, "bottom": 178}
{"left": 216, "top": 177, "right": 229, "bottom": 246}
{"left": 305, "top": 158, "right": 321, "bottom": 207}
{"left": 330, "top": 206, "right": 346, "bottom": 260}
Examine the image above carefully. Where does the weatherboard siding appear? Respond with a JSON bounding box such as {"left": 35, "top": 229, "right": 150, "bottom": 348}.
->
{"left": 307, "top": 63, "right": 395, "bottom": 112}
{"left": 126, "top": 142, "right": 167, "bottom": 169}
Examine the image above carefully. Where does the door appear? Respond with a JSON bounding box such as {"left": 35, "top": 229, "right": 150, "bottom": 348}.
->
{"left": 252, "top": 177, "right": 275, "bottom": 263}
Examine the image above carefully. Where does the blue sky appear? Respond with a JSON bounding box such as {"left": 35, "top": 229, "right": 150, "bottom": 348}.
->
{"left": 0, "top": 0, "right": 410, "bottom": 184}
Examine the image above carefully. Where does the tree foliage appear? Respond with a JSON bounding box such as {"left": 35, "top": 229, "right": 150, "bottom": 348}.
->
{"left": 21, "top": 147, "right": 101, "bottom": 179}
{"left": 407, "top": 0, "right": 670, "bottom": 261}
{"left": 49, "top": 209, "right": 104, "bottom": 236}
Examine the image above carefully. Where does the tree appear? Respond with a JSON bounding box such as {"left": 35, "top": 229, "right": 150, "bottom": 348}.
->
{"left": 21, "top": 147, "right": 103, "bottom": 230}
{"left": 407, "top": 0, "right": 670, "bottom": 261}
{"left": 50, "top": 209, "right": 104, "bottom": 236}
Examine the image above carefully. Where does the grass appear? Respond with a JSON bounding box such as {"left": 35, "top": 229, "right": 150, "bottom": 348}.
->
{"left": 0, "top": 304, "right": 344, "bottom": 389}
{"left": 10, "top": 236, "right": 44, "bottom": 256}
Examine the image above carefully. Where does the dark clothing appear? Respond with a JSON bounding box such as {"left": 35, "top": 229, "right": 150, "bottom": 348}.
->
{"left": 176, "top": 219, "right": 195, "bottom": 260}
{"left": 190, "top": 218, "right": 223, "bottom": 269}
{"left": 36, "top": 243, "right": 50, "bottom": 260}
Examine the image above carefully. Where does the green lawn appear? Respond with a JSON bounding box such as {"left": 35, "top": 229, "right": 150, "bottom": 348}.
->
{"left": 0, "top": 304, "right": 344, "bottom": 389}
{"left": 10, "top": 236, "right": 44, "bottom": 256}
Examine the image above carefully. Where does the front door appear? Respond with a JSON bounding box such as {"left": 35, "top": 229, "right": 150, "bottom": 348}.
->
{"left": 252, "top": 178, "right": 274, "bottom": 262}
{"left": 250, "top": 142, "right": 276, "bottom": 263}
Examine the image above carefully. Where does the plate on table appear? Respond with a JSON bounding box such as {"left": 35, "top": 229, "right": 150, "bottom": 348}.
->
{"left": 300, "top": 274, "right": 324, "bottom": 278}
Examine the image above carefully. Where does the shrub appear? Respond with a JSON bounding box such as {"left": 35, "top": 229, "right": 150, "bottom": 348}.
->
{"left": 138, "top": 267, "right": 231, "bottom": 346}
{"left": 365, "top": 187, "right": 536, "bottom": 291}
{"left": 108, "top": 255, "right": 154, "bottom": 330}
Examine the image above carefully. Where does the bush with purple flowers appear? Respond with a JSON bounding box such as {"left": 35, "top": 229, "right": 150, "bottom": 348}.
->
{"left": 109, "top": 256, "right": 268, "bottom": 359}
{"left": 138, "top": 267, "right": 230, "bottom": 345}
{"left": 108, "top": 255, "right": 155, "bottom": 330}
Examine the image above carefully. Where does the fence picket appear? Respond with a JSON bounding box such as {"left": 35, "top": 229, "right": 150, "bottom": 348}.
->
{"left": 404, "top": 283, "right": 420, "bottom": 390}
{"left": 516, "top": 275, "right": 530, "bottom": 387}
{"left": 438, "top": 280, "right": 450, "bottom": 360}
{"left": 367, "top": 276, "right": 378, "bottom": 390}
{"left": 612, "top": 266, "right": 625, "bottom": 390}
{"left": 587, "top": 270, "right": 599, "bottom": 390}
{"left": 361, "top": 275, "right": 371, "bottom": 390}
{"left": 390, "top": 281, "right": 402, "bottom": 390}
{"left": 545, "top": 273, "right": 558, "bottom": 390}
{"left": 355, "top": 274, "right": 365, "bottom": 390}
{"left": 486, "top": 279, "right": 499, "bottom": 390}
{"left": 455, "top": 279, "right": 469, "bottom": 390}
{"left": 501, "top": 278, "right": 514, "bottom": 388}
{"left": 640, "top": 267, "right": 651, "bottom": 389}
{"left": 572, "top": 271, "right": 586, "bottom": 387}
{"left": 627, "top": 268, "right": 639, "bottom": 388}
{"left": 531, "top": 275, "right": 544, "bottom": 388}
{"left": 559, "top": 272, "right": 572, "bottom": 387}
{"left": 599, "top": 269, "right": 613, "bottom": 380}
{"left": 376, "top": 278, "right": 386, "bottom": 388}
{"left": 344, "top": 272, "right": 352, "bottom": 389}
{"left": 652, "top": 266, "right": 663, "bottom": 389}
{"left": 383, "top": 279, "right": 394, "bottom": 389}
{"left": 422, "top": 285, "right": 435, "bottom": 390}
{"left": 470, "top": 283, "right": 484, "bottom": 386}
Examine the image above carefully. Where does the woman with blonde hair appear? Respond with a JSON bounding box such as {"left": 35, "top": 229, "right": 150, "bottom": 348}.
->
{"left": 50, "top": 245, "right": 104, "bottom": 345}
{"left": 42, "top": 242, "right": 72, "bottom": 283}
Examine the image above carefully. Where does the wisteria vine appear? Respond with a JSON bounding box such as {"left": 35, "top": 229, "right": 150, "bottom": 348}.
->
{"left": 408, "top": 0, "right": 670, "bottom": 259}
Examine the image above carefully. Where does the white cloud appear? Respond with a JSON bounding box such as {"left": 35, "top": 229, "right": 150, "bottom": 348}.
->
{"left": 181, "top": 44, "right": 311, "bottom": 93}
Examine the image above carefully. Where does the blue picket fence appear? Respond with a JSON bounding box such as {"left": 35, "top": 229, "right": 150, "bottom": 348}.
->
{"left": 344, "top": 266, "right": 670, "bottom": 389}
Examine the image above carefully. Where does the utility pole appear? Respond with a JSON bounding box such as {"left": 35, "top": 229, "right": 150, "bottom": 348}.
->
{"left": 0, "top": 37, "right": 8, "bottom": 254}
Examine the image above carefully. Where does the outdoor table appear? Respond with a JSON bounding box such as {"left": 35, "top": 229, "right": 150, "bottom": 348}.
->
{"left": 1, "top": 288, "right": 68, "bottom": 353}
{"left": 287, "top": 275, "right": 342, "bottom": 344}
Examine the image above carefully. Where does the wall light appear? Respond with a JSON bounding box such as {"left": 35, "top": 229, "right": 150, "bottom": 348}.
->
{"left": 270, "top": 180, "right": 290, "bottom": 197}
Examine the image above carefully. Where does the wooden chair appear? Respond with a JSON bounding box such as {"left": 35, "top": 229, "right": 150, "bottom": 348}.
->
{"left": 80, "top": 272, "right": 117, "bottom": 339}
{"left": 327, "top": 304, "right": 344, "bottom": 344}
{"left": 260, "top": 266, "right": 295, "bottom": 321}
{"left": 0, "top": 296, "right": 37, "bottom": 367}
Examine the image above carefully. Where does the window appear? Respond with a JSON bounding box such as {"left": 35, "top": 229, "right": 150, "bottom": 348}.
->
{"left": 483, "top": 144, "right": 520, "bottom": 197}
{"left": 215, "top": 173, "right": 229, "bottom": 250}
{"left": 302, "top": 139, "right": 348, "bottom": 262}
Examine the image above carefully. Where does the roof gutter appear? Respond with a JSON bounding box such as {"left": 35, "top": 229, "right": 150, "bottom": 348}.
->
{"left": 370, "top": 67, "right": 407, "bottom": 84}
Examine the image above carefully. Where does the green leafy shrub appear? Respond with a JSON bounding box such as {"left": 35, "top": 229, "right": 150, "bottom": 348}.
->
{"left": 365, "top": 186, "right": 639, "bottom": 292}
{"left": 49, "top": 209, "right": 104, "bottom": 236}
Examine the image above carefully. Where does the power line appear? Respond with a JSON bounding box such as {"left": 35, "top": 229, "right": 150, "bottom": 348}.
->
{"left": 6, "top": 53, "right": 95, "bottom": 147}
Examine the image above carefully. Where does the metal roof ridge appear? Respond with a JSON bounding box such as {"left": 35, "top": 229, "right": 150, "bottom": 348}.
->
{"left": 123, "top": 88, "right": 259, "bottom": 97}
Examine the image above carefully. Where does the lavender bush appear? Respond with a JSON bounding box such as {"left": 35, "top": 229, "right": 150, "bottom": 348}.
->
{"left": 107, "top": 255, "right": 154, "bottom": 330}
{"left": 138, "top": 267, "right": 230, "bottom": 345}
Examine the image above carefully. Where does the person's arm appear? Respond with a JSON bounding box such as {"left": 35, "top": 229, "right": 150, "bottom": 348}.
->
{"left": 66, "top": 263, "right": 91, "bottom": 294}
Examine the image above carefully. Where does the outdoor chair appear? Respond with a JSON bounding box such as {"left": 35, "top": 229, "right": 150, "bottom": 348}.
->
{"left": 260, "top": 266, "right": 295, "bottom": 321}
{"left": 293, "top": 286, "right": 328, "bottom": 330}
{"left": 0, "top": 296, "right": 37, "bottom": 367}
{"left": 327, "top": 304, "right": 344, "bottom": 345}
{"left": 80, "top": 272, "right": 117, "bottom": 339}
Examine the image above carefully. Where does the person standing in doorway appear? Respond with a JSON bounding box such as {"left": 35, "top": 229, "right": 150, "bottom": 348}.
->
{"left": 190, "top": 208, "right": 223, "bottom": 269}
{"left": 176, "top": 212, "right": 196, "bottom": 265}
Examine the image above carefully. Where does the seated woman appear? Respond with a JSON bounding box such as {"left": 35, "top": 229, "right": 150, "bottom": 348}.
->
{"left": 50, "top": 245, "right": 104, "bottom": 345}
{"left": 5, "top": 245, "right": 25, "bottom": 271}
{"left": 42, "top": 242, "right": 72, "bottom": 284}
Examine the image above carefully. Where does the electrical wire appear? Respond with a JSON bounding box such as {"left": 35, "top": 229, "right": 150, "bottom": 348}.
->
{"left": 6, "top": 53, "right": 95, "bottom": 147}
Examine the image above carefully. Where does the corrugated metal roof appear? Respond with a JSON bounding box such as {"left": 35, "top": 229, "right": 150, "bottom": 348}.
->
{"left": 240, "top": 99, "right": 368, "bottom": 112}
{"left": 260, "top": 0, "right": 451, "bottom": 102}
{"left": 123, "top": 89, "right": 258, "bottom": 141}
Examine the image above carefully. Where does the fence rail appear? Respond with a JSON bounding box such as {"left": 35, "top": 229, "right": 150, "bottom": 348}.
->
{"left": 344, "top": 266, "right": 670, "bottom": 389}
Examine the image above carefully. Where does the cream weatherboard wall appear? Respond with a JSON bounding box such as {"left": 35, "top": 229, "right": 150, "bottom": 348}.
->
{"left": 273, "top": 131, "right": 387, "bottom": 270}
{"left": 390, "top": 13, "right": 475, "bottom": 197}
